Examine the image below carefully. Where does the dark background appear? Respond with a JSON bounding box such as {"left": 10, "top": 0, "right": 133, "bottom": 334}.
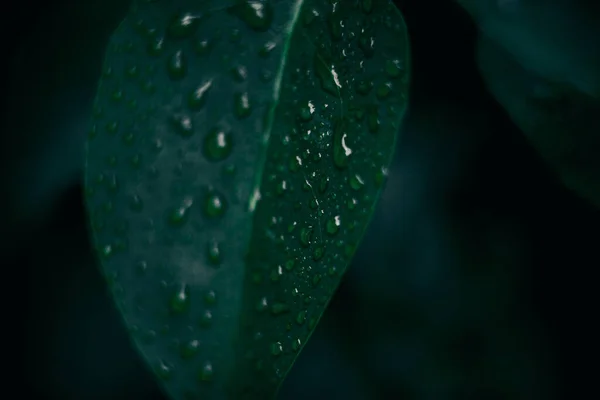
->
{"left": 4, "top": 0, "right": 598, "bottom": 399}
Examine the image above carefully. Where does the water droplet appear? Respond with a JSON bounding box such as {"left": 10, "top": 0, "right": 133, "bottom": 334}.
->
{"left": 194, "top": 38, "right": 211, "bottom": 55}
{"left": 198, "top": 310, "right": 213, "bottom": 329}
{"left": 289, "top": 155, "right": 302, "bottom": 172}
{"left": 171, "top": 114, "right": 194, "bottom": 137}
{"left": 167, "top": 13, "right": 200, "bottom": 39}
{"left": 156, "top": 360, "right": 172, "bottom": 380}
{"left": 271, "top": 341, "right": 283, "bottom": 356}
{"left": 180, "top": 339, "right": 200, "bottom": 359}
{"left": 206, "top": 240, "right": 221, "bottom": 266}
{"left": 204, "top": 290, "right": 217, "bottom": 305}
{"left": 188, "top": 80, "right": 212, "bottom": 110}
{"left": 101, "top": 244, "right": 113, "bottom": 258}
{"left": 295, "top": 311, "right": 307, "bottom": 326}
{"left": 256, "top": 297, "right": 268, "bottom": 312}
{"left": 231, "top": 65, "right": 248, "bottom": 81}
{"left": 198, "top": 361, "right": 214, "bottom": 382}
{"left": 349, "top": 174, "right": 365, "bottom": 190}
{"left": 376, "top": 82, "right": 392, "bottom": 99}
{"left": 203, "top": 128, "right": 233, "bottom": 161}
{"left": 106, "top": 121, "right": 118, "bottom": 134}
{"left": 170, "top": 284, "right": 190, "bottom": 314}
{"left": 168, "top": 196, "right": 193, "bottom": 226}
{"left": 234, "top": 92, "right": 251, "bottom": 118}
{"left": 314, "top": 52, "right": 341, "bottom": 96}
{"left": 259, "top": 40, "right": 276, "bottom": 57}
{"left": 385, "top": 58, "right": 403, "bottom": 78}
{"left": 232, "top": 1, "right": 274, "bottom": 32}
{"left": 204, "top": 191, "right": 227, "bottom": 218}
{"left": 333, "top": 118, "right": 352, "bottom": 168}
{"left": 292, "top": 337, "right": 302, "bottom": 351}
{"left": 300, "top": 227, "right": 313, "bottom": 247}
{"left": 326, "top": 215, "right": 340, "bottom": 235}
{"left": 359, "top": 33, "right": 375, "bottom": 58}
{"left": 148, "top": 37, "right": 165, "bottom": 56}
{"left": 167, "top": 50, "right": 187, "bottom": 80}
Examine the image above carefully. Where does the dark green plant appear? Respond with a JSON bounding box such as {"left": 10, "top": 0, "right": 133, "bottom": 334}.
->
{"left": 84, "top": 0, "right": 409, "bottom": 398}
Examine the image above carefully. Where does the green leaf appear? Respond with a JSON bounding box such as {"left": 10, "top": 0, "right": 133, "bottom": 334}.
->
{"left": 84, "top": 0, "right": 410, "bottom": 398}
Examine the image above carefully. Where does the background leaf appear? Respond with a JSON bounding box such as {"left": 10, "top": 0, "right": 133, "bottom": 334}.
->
{"left": 84, "top": 0, "right": 409, "bottom": 398}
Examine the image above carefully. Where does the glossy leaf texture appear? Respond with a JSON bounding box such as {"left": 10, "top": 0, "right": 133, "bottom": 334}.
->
{"left": 84, "top": 0, "right": 410, "bottom": 398}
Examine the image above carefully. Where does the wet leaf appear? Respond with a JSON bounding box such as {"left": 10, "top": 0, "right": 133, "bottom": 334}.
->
{"left": 84, "top": 0, "right": 410, "bottom": 398}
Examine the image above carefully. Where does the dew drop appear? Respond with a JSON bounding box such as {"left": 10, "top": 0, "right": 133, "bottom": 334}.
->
{"left": 349, "top": 174, "right": 365, "bottom": 190}
{"left": 271, "top": 341, "right": 283, "bottom": 356}
{"left": 167, "top": 13, "right": 200, "bottom": 39}
{"left": 170, "top": 284, "right": 190, "bottom": 314}
{"left": 300, "top": 227, "right": 313, "bottom": 247}
{"left": 204, "top": 290, "right": 217, "bottom": 305}
{"left": 314, "top": 52, "right": 341, "bottom": 96}
{"left": 171, "top": 113, "right": 194, "bottom": 137}
{"left": 234, "top": 92, "right": 252, "bottom": 119}
{"left": 206, "top": 240, "right": 221, "bottom": 266}
{"left": 156, "top": 360, "right": 172, "bottom": 380}
{"left": 200, "top": 310, "right": 213, "bottom": 327}
{"left": 385, "top": 58, "right": 403, "bottom": 78}
{"left": 203, "top": 128, "right": 233, "bottom": 161}
{"left": 204, "top": 191, "right": 227, "bottom": 218}
{"left": 296, "top": 310, "right": 306, "bottom": 325}
{"left": 333, "top": 118, "right": 352, "bottom": 168}
{"left": 231, "top": 65, "right": 248, "bottom": 81}
{"left": 326, "top": 215, "right": 341, "bottom": 235}
{"left": 180, "top": 339, "right": 200, "bottom": 359}
{"left": 167, "top": 50, "right": 187, "bottom": 80}
{"left": 199, "top": 361, "right": 214, "bottom": 382}
{"left": 168, "top": 196, "right": 193, "bottom": 226}
{"left": 148, "top": 37, "right": 165, "bottom": 56}
{"left": 188, "top": 80, "right": 212, "bottom": 110}
{"left": 232, "top": 1, "right": 274, "bottom": 32}
{"left": 292, "top": 338, "right": 302, "bottom": 351}
{"left": 376, "top": 82, "right": 392, "bottom": 99}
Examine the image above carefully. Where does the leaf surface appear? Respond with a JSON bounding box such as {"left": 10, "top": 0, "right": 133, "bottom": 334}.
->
{"left": 84, "top": 0, "right": 410, "bottom": 398}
